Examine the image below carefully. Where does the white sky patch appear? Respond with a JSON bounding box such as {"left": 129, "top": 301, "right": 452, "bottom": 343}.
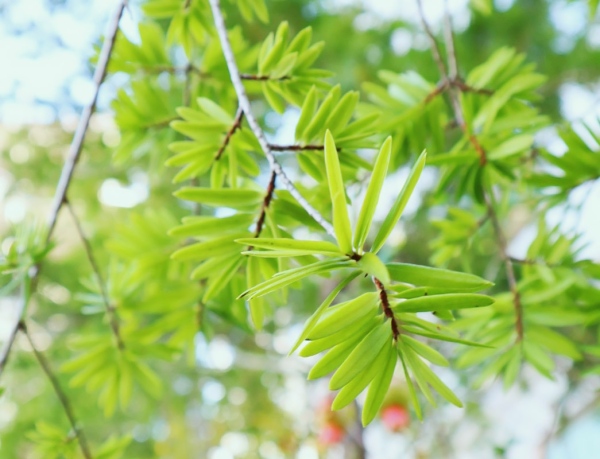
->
{"left": 98, "top": 177, "right": 148, "bottom": 208}
{"left": 391, "top": 28, "right": 413, "bottom": 56}
{"left": 202, "top": 379, "right": 226, "bottom": 405}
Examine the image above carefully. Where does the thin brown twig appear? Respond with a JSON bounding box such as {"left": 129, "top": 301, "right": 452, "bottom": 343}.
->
{"left": 268, "top": 144, "right": 325, "bottom": 152}
{"left": 183, "top": 64, "right": 194, "bottom": 107}
{"left": 138, "top": 65, "right": 292, "bottom": 82}
{"left": 417, "top": 2, "right": 522, "bottom": 340}
{"left": 415, "top": 0, "right": 448, "bottom": 78}
{"left": 443, "top": 8, "right": 521, "bottom": 339}
{"left": 246, "top": 171, "right": 278, "bottom": 251}
{"left": 137, "top": 65, "right": 208, "bottom": 78}
{"left": 509, "top": 257, "right": 537, "bottom": 265}
{"left": 0, "top": 0, "right": 126, "bottom": 380}
{"left": 446, "top": 7, "right": 520, "bottom": 339}
{"left": 443, "top": 0, "right": 458, "bottom": 80}
{"left": 65, "top": 201, "right": 124, "bottom": 350}
{"left": 20, "top": 322, "right": 93, "bottom": 459}
{"left": 214, "top": 108, "right": 244, "bottom": 160}
{"left": 423, "top": 79, "right": 493, "bottom": 106}
{"left": 424, "top": 81, "right": 449, "bottom": 105}
{"left": 440, "top": 4, "right": 489, "bottom": 166}
{"left": 485, "top": 195, "right": 524, "bottom": 341}
{"left": 144, "top": 117, "right": 178, "bottom": 129}
{"left": 374, "top": 278, "right": 400, "bottom": 341}
{"left": 452, "top": 80, "right": 494, "bottom": 95}
{"left": 509, "top": 256, "right": 562, "bottom": 269}
{"left": 239, "top": 74, "right": 291, "bottom": 81}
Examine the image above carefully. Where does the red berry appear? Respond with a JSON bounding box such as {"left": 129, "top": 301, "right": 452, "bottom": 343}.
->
{"left": 381, "top": 404, "right": 410, "bottom": 432}
{"left": 318, "top": 423, "right": 345, "bottom": 445}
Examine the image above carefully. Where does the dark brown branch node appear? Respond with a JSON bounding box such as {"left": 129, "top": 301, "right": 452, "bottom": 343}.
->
{"left": 268, "top": 144, "right": 325, "bottom": 152}
{"left": 374, "top": 278, "right": 400, "bottom": 341}
{"left": 240, "top": 74, "right": 291, "bottom": 81}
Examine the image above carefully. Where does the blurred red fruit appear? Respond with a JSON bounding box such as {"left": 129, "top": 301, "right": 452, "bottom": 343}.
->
{"left": 318, "top": 423, "right": 345, "bottom": 445}
{"left": 381, "top": 404, "right": 410, "bottom": 432}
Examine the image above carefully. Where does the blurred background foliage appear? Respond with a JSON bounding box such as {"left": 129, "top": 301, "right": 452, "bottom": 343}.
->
{"left": 1, "top": 0, "right": 600, "bottom": 458}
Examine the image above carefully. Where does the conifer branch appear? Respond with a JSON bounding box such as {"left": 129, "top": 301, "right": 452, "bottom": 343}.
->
{"left": 208, "top": 0, "right": 335, "bottom": 238}
{"left": 443, "top": 9, "right": 522, "bottom": 341}
{"left": 0, "top": 0, "right": 127, "bottom": 380}
{"left": 65, "top": 200, "right": 124, "bottom": 350}
{"left": 418, "top": 4, "right": 524, "bottom": 341}
{"left": 20, "top": 322, "right": 93, "bottom": 459}
{"left": 47, "top": 1, "right": 126, "bottom": 238}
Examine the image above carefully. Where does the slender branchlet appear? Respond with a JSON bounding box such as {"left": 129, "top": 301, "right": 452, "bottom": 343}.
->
{"left": 46, "top": 1, "right": 126, "bottom": 238}
{"left": 509, "top": 257, "right": 559, "bottom": 268}
{"left": 0, "top": 0, "right": 127, "bottom": 380}
{"left": 424, "top": 80, "right": 493, "bottom": 106}
{"left": 485, "top": 194, "right": 524, "bottom": 341}
{"left": 268, "top": 144, "right": 325, "bottom": 152}
{"left": 65, "top": 200, "right": 125, "bottom": 350}
{"left": 20, "top": 322, "right": 93, "bottom": 459}
{"left": 240, "top": 74, "right": 291, "bottom": 81}
{"left": 374, "top": 278, "right": 400, "bottom": 341}
{"left": 214, "top": 108, "right": 244, "bottom": 161}
{"left": 253, "top": 171, "right": 278, "bottom": 240}
{"left": 443, "top": 0, "right": 459, "bottom": 80}
{"left": 417, "top": 3, "right": 523, "bottom": 341}
{"left": 207, "top": 0, "right": 336, "bottom": 238}
{"left": 415, "top": 0, "right": 448, "bottom": 78}
{"left": 139, "top": 65, "right": 293, "bottom": 83}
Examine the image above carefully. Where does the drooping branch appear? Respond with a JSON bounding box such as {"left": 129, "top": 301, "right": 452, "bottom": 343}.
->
{"left": 47, "top": 1, "right": 127, "bottom": 238}
{"left": 207, "top": 0, "right": 335, "bottom": 238}
{"left": 65, "top": 200, "right": 124, "bottom": 350}
{"left": 214, "top": 108, "right": 244, "bottom": 160}
{"left": 0, "top": 0, "right": 127, "bottom": 380}
{"left": 417, "top": 3, "right": 523, "bottom": 341}
{"left": 20, "top": 322, "right": 93, "bottom": 459}
{"left": 443, "top": 8, "right": 522, "bottom": 341}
